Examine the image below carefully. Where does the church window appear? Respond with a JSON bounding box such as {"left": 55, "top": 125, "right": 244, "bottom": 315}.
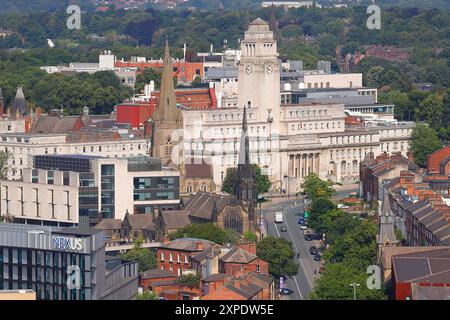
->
{"left": 165, "top": 136, "right": 172, "bottom": 156}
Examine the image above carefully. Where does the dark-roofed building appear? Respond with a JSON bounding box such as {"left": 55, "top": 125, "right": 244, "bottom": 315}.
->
{"left": 391, "top": 248, "right": 450, "bottom": 300}
{"left": 202, "top": 272, "right": 273, "bottom": 300}
{"left": 180, "top": 191, "right": 253, "bottom": 234}
{"left": 94, "top": 218, "right": 122, "bottom": 240}
{"left": 122, "top": 210, "right": 155, "bottom": 241}
{"left": 140, "top": 269, "right": 178, "bottom": 292}
{"left": 154, "top": 210, "right": 191, "bottom": 241}
{"left": 10, "top": 86, "right": 29, "bottom": 118}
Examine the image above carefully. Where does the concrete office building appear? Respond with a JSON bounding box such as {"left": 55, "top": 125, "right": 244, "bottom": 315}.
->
{"left": 0, "top": 223, "right": 138, "bottom": 300}
{"left": 0, "top": 155, "right": 180, "bottom": 228}
{"left": 0, "top": 132, "right": 149, "bottom": 180}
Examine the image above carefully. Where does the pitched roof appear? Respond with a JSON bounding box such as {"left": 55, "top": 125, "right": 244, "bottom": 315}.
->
{"left": 32, "top": 116, "right": 86, "bottom": 134}
{"left": 94, "top": 218, "right": 122, "bottom": 230}
{"left": 125, "top": 214, "right": 154, "bottom": 231}
{"left": 160, "top": 238, "right": 214, "bottom": 252}
{"left": 392, "top": 248, "right": 450, "bottom": 283}
{"left": 184, "top": 161, "right": 213, "bottom": 179}
{"left": 184, "top": 192, "right": 232, "bottom": 220}
{"left": 140, "top": 269, "right": 177, "bottom": 279}
{"left": 203, "top": 273, "right": 232, "bottom": 282}
{"left": 159, "top": 210, "right": 191, "bottom": 229}
{"left": 220, "top": 246, "right": 257, "bottom": 264}
{"left": 11, "top": 86, "right": 28, "bottom": 116}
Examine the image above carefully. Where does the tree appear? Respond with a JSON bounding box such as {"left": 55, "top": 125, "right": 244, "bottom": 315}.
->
{"left": 135, "top": 291, "right": 158, "bottom": 300}
{"left": 410, "top": 124, "right": 443, "bottom": 167}
{"left": 221, "top": 164, "right": 272, "bottom": 195}
{"left": 301, "top": 173, "right": 335, "bottom": 201}
{"left": 256, "top": 236, "right": 298, "bottom": 279}
{"left": 243, "top": 230, "right": 257, "bottom": 243}
{"left": 135, "top": 68, "right": 162, "bottom": 94}
{"left": 310, "top": 263, "right": 387, "bottom": 300}
{"left": 308, "top": 197, "right": 336, "bottom": 231}
{"left": 169, "top": 223, "right": 239, "bottom": 245}
{"left": 121, "top": 237, "right": 157, "bottom": 272}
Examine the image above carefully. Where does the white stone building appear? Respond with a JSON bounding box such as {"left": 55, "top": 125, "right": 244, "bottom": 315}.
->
{"left": 181, "top": 18, "right": 414, "bottom": 192}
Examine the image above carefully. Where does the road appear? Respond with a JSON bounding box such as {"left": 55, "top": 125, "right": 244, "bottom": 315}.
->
{"left": 260, "top": 184, "right": 359, "bottom": 300}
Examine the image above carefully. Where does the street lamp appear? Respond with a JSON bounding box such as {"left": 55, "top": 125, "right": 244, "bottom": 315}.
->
{"left": 350, "top": 283, "right": 360, "bottom": 301}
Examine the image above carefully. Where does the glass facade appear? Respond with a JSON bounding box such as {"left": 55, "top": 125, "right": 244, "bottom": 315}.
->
{"left": 0, "top": 247, "right": 91, "bottom": 300}
{"left": 132, "top": 176, "right": 179, "bottom": 204}
{"left": 101, "top": 165, "right": 115, "bottom": 219}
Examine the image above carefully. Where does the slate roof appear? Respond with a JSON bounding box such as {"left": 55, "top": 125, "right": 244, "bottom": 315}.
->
{"left": 224, "top": 282, "right": 261, "bottom": 299}
{"left": 220, "top": 246, "right": 257, "bottom": 264}
{"left": 125, "top": 214, "right": 154, "bottom": 231}
{"left": 160, "top": 210, "right": 191, "bottom": 229}
{"left": 412, "top": 286, "right": 450, "bottom": 300}
{"left": 94, "top": 218, "right": 122, "bottom": 230}
{"left": 184, "top": 192, "right": 232, "bottom": 220}
{"left": 11, "top": 86, "right": 29, "bottom": 116}
{"left": 160, "top": 238, "right": 214, "bottom": 252}
{"left": 203, "top": 273, "right": 232, "bottom": 282}
{"left": 392, "top": 248, "right": 450, "bottom": 283}
{"left": 140, "top": 269, "right": 177, "bottom": 279}
{"left": 32, "top": 116, "right": 86, "bottom": 134}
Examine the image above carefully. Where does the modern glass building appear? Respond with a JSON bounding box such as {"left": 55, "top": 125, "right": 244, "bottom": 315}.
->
{"left": 0, "top": 223, "right": 138, "bottom": 300}
{"left": 1, "top": 155, "right": 180, "bottom": 229}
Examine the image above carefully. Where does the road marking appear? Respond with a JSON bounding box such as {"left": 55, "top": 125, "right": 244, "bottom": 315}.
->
{"left": 293, "top": 275, "right": 303, "bottom": 300}
{"left": 274, "top": 223, "right": 281, "bottom": 238}
{"left": 282, "top": 210, "right": 314, "bottom": 289}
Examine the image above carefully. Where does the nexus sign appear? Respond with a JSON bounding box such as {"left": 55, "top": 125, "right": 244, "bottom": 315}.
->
{"left": 52, "top": 236, "right": 84, "bottom": 251}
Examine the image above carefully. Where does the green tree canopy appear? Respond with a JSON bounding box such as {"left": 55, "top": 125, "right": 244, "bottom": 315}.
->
{"left": 221, "top": 164, "right": 271, "bottom": 195}
{"left": 256, "top": 236, "right": 298, "bottom": 279}
{"left": 310, "top": 263, "right": 387, "bottom": 300}
{"left": 169, "top": 223, "right": 239, "bottom": 245}
{"left": 301, "top": 173, "right": 335, "bottom": 201}
{"left": 410, "top": 124, "right": 443, "bottom": 167}
{"left": 121, "top": 237, "right": 157, "bottom": 272}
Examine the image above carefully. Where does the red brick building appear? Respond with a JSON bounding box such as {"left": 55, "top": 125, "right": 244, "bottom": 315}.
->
{"left": 359, "top": 152, "right": 418, "bottom": 202}
{"left": 116, "top": 86, "right": 217, "bottom": 129}
{"left": 219, "top": 246, "right": 269, "bottom": 277}
{"left": 157, "top": 238, "right": 214, "bottom": 276}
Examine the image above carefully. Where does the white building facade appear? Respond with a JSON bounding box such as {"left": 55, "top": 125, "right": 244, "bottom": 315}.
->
{"left": 181, "top": 18, "right": 414, "bottom": 192}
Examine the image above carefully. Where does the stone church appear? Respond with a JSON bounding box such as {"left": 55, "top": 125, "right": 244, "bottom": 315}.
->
{"left": 153, "top": 105, "right": 258, "bottom": 241}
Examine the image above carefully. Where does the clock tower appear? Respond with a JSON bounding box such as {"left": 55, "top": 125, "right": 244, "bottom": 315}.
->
{"left": 238, "top": 18, "right": 280, "bottom": 124}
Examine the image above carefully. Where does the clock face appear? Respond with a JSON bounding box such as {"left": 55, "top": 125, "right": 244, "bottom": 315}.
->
{"left": 266, "top": 65, "right": 273, "bottom": 74}
{"left": 245, "top": 64, "right": 252, "bottom": 74}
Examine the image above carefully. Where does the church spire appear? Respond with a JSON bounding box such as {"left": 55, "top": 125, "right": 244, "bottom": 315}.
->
{"left": 377, "top": 188, "right": 398, "bottom": 261}
{"left": 155, "top": 38, "right": 179, "bottom": 123}
{"left": 238, "top": 104, "right": 250, "bottom": 165}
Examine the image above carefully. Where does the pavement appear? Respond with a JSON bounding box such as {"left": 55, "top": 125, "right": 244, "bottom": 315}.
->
{"left": 260, "top": 183, "right": 359, "bottom": 300}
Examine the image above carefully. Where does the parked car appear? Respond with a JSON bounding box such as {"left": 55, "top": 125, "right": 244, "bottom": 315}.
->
{"left": 314, "top": 254, "right": 321, "bottom": 261}
{"left": 309, "top": 246, "right": 318, "bottom": 255}
{"left": 304, "top": 235, "right": 312, "bottom": 241}
{"left": 300, "top": 225, "right": 307, "bottom": 230}
{"left": 298, "top": 217, "right": 305, "bottom": 225}
{"left": 280, "top": 226, "right": 287, "bottom": 232}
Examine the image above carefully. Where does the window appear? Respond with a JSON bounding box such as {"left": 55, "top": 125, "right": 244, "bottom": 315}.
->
{"left": 169, "top": 253, "right": 173, "bottom": 262}
{"left": 47, "top": 171, "right": 54, "bottom": 185}
{"left": 32, "top": 170, "right": 39, "bottom": 183}
{"left": 256, "top": 265, "right": 260, "bottom": 272}
{"left": 161, "top": 252, "right": 165, "bottom": 261}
